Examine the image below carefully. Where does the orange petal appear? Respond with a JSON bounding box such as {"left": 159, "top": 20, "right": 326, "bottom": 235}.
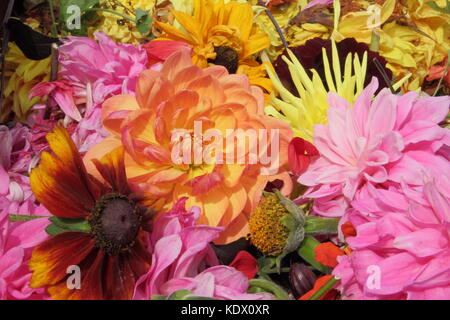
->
{"left": 314, "top": 242, "right": 345, "bottom": 268}
{"left": 30, "top": 126, "right": 99, "bottom": 218}
{"left": 102, "top": 94, "right": 140, "bottom": 136}
{"left": 29, "top": 232, "right": 95, "bottom": 289}
{"left": 48, "top": 249, "right": 105, "bottom": 300}
{"left": 91, "top": 146, "right": 130, "bottom": 195}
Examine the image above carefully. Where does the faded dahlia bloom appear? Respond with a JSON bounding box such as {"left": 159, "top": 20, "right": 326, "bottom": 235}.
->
{"left": 299, "top": 77, "right": 450, "bottom": 217}
{"left": 334, "top": 178, "right": 450, "bottom": 300}
{"left": 86, "top": 49, "right": 293, "bottom": 244}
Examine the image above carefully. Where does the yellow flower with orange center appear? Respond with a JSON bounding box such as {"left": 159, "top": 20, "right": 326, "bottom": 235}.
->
{"left": 85, "top": 50, "right": 293, "bottom": 244}
{"left": 154, "top": 0, "right": 274, "bottom": 93}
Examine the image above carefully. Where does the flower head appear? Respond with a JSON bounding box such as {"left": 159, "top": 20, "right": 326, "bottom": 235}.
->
{"left": 160, "top": 265, "right": 273, "bottom": 300}
{"left": 30, "top": 31, "right": 148, "bottom": 153}
{"left": 266, "top": 40, "right": 404, "bottom": 143}
{"left": 86, "top": 49, "right": 293, "bottom": 243}
{"left": 133, "top": 197, "right": 223, "bottom": 299}
{"left": 299, "top": 77, "right": 450, "bottom": 218}
{"left": 334, "top": 178, "right": 450, "bottom": 299}
{"left": 29, "top": 126, "right": 151, "bottom": 299}
{"left": 155, "top": 0, "right": 272, "bottom": 92}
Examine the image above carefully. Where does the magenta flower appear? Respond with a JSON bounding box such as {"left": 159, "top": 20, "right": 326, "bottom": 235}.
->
{"left": 334, "top": 178, "right": 450, "bottom": 300}
{"left": 299, "top": 77, "right": 450, "bottom": 217}
{"left": 133, "top": 198, "right": 222, "bottom": 299}
{"left": 160, "top": 265, "right": 273, "bottom": 300}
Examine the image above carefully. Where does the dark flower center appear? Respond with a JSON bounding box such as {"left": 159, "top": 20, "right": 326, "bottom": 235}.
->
{"left": 208, "top": 46, "right": 239, "bottom": 74}
{"left": 89, "top": 193, "right": 142, "bottom": 255}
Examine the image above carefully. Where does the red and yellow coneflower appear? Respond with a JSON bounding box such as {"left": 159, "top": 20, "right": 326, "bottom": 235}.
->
{"left": 29, "top": 126, "right": 152, "bottom": 300}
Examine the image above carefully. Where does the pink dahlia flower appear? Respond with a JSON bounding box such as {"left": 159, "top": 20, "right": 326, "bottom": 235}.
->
{"left": 0, "top": 124, "right": 50, "bottom": 299}
{"left": 334, "top": 178, "right": 450, "bottom": 300}
{"left": 0, "top": 214, "right": 50, "bottom": 300}
{"left": 0, "top": 124, "right": 37, "bottom": 216}
{"left": 133, "top": 198, "right": 222, "bottom": 299}
{"left": 299, "top": 77, "right": 450, "bottom": 217}
{"left": 134, "top": 198, "right": 271, "bottom": 300}
{"left": 160, "top": 265, "right": 273, "bottom": 300}
{"left": 29, "top": 31, "right": 148, "bottom": 153}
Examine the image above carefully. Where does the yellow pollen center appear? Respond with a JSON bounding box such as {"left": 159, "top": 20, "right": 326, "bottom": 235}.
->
{"left": 249, "top": 193, "right": 290, "bottom": 256}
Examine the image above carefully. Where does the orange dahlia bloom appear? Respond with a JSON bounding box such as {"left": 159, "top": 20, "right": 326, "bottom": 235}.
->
{"left": 29, "top": 126, "right": 151, "bottom": 300}
{"left": 85, "top": 50, "right": 293, "bottom": 244}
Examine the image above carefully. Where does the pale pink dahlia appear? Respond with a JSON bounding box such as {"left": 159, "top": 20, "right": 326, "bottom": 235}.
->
{"left": 299, "top": 77, "right": 450, "bottom": 217}
{"left": 334, "top": 178, "right": 450, "bottom": 300}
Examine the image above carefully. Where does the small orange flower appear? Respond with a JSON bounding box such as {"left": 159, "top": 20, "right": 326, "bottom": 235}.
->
{"left": 29, "top": 126, "right": 151, "bottom": 300}
{"left": 314, "top": 242, "right": 345, "bottom": 268}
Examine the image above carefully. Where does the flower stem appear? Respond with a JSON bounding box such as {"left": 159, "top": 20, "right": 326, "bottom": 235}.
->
{"left": 304, "top": 216, "right": 339, "bottom": 235}
{"left": 297, "top": 236, "right": 331, "bottom": 273}
{"left": 9, "top": 214, "right": 47, "bottom": 222}
{"left": 257, "top": 0, "right": 288, "bottom": 49}
{"left": 432, "top": 64, "right": 449, "bottom": 96}
{"left": 84, "top": 8, "right": 136, "bottom": 23}
{"left": 248, "top": 278, "right": 291, "bottom": 300}
{"left": 309, "top": 276, "right": 339, "bottom": 300}
{"left": 47, "top": 0, "right": 58, "bottom": 38}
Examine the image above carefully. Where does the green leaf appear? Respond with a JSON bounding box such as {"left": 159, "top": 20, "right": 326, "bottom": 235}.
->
{"left": 45, "top": 223, "right": 69, "bottom": 236}
{"left": 426, "top": 1, "right": 450, "bottom": 14}
{"left": 60, "top": 0, "right": 100, "bottom": 36}
{"left": 45, "top": 217, "right": 91, "bottom": 236}
{"left": 49, "top": 217, "right": 91, "bottom": 232}
{"left": 135, "top": 8, "right": 152, "bottom": 35}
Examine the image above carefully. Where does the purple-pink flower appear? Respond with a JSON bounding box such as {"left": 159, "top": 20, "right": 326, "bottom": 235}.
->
{"left": 133, "top": 198, "right": 271, "bottom": 300}
{"left": 160, "top": 265, "right": 273, "bottom": 300}
{"left": 29, "top": 31, "right": 148, "bottom": 153}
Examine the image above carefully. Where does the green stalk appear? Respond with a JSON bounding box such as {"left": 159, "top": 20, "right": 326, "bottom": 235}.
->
{"left": 297, "top": 236, "right": 331, "bottom": 274}
{"left": 304, "top": 216, "right": 339, "bottom": 235}
{"left": 84, "top": 8, "right": 136, "bottom": 24}
{"left": 48, "top": 0, "right": 58, "bottom": 37}
{"left": 432, "top": 64, "right": 449, "bottom": 96}
{"left": 309, "top": 276, "right": 339, "bottom": 300}
{"left": 248, "top": 278, "right": 291, "bottom": 300}
{"left": 9, "top": 214, "right": 47, "bottom": 222}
